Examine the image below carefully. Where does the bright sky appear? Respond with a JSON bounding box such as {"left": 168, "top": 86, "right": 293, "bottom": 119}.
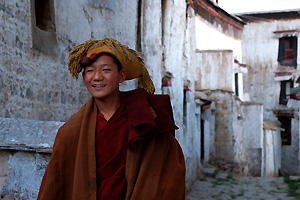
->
{"left": 218, "top": 0, "right": 300, "bottom": 14}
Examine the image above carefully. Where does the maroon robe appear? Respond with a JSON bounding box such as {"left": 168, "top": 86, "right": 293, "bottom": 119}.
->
{"left": 96, "top": 104, "right": 128, "bottom": 200}
{"left": 38, "top": 88, "right": 185, "bottom": 200}
{"left": 95, "top": 89, "right": 178, "bottom": 199}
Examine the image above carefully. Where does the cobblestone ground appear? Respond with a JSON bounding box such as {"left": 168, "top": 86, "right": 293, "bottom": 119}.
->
{"left": 186, "top": 172, "right": 299, "bottom": 200}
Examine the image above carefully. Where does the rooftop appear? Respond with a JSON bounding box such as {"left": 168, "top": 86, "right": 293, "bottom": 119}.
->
{"left": 235, "top": 9, "right": 300, "bottom": 23}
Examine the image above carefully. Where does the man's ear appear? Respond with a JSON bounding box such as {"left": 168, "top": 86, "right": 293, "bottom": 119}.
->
{"left": 119, "top": 69, "right": 126, "bottom": 83}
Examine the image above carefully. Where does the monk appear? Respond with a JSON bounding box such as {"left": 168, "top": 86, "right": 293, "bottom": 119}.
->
{"left": 37, "top": 38, "right": 186, "bottom": 200}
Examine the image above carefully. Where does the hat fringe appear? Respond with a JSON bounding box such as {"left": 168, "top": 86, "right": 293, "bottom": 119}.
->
{"left": 67, "top": 38, "right": 155, "bottom": 94}
{"left": 67, "top": 38, "right": 135, "bottom": 79}
{"left": 67, "top": 39, "right": 98, "bottom": 79}
{"left": 141, "top": 65, "right": 155, "bottom": 94}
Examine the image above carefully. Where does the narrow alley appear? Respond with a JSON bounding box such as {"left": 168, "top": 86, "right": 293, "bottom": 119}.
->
{"left": 186, "top": 169, "right": 300, "bottom": 200}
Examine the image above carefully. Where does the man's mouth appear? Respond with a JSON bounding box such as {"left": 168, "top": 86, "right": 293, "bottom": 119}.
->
{"left": 92, "top": 84, "right": 105, "bottom": 88}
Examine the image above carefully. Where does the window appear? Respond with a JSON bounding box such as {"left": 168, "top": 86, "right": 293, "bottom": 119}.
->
{"left": 235, "top": 73, "right": 239, "bottom": 97}
{"left": 35, "top": 0, "right": 55, "bottom": 31}
{"left": 277, "top": 116, "right": 292, "bottom": 145}
{"left": 278, "top": 37, "right": 298, "bottom": 67}
{"left": 201, "top": 119, "right": 204, "bottom": 160}
{"left": 183, "top": 88, "right": 187, "bottom": 126}
{"left": 31, "top": 0, "right": 57, "bottom": 54}
{"left": 279, "top": 80, "right": 293, "bottom": 105}
{"left": 273, "top": 109, "right": 294, "bottom": 146}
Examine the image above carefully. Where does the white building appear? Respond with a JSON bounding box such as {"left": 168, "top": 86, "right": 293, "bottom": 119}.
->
{"left": 237, "top": 9, "right": 300, "bottom": 175}
{"left": 0, "top": 0, "right": 201, "bottom": 198}
{"left": 0, "top": 0, "right": 288, "bottom": 198}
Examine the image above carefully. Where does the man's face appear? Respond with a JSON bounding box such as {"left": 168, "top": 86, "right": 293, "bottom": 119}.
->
{"left": 83, "top": 54, "right": 126, "bottom": 101}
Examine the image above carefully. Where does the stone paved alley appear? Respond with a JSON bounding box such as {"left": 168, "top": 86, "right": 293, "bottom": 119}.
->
{"left": 186, "top": 170, "right": 300, "bottom": 200}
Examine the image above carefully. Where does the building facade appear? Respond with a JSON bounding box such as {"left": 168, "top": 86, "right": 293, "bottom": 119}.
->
{"left": 1, "top": 0, "right": 290, "bottom": 199}
{"left": 237, "top": 10, "right": 300, "bottom": 175}
{"left": 0, "top": 0, "right": 201, "bottom": 198}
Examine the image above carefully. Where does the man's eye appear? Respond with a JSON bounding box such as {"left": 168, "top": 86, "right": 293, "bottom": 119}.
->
{"left": 86, "top": 69, "right": 94, "bottom": 73}
{"left": 103, "top": 69, "right": 111, "bottom": 72}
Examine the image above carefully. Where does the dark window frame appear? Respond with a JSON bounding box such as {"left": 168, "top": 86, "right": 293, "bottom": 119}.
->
{"left": 31, "top": 0, "right": 58, "bottom": 54}
{"left": 235, "top": 73, "right": 239, "bottom": 97}
{"left": 35, "top": 0, "right": 55, "bottom": 31}
{"left": 278, "top": 36, "right": 298, "bottom": 67}
{"left": 279, "top": 80, "right": 293, "bottom": 105}
{"left": 277, "top": 116, "right": 292, "bottom": 145}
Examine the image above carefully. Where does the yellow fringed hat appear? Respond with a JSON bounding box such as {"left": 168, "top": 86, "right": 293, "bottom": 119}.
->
{"left": 67, "top": 38, "right": 155, "bottom": 94}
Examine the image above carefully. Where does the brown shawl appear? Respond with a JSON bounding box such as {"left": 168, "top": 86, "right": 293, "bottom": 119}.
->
{"left": 38, "top": 89, "right": 186, "bottom": 200}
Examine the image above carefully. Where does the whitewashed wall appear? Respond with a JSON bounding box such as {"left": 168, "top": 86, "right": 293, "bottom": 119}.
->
{"left": 242, "top": 19, "right": 300, "bottom": 120}
{"left": 196, "top": 50, "right": 234, "bottom": 91}
{"left": 136, "top": 0, "right": 203, "bottom": 190}
{"left": 263, "top": 128, "right": 281, "bottom": 177}
{"left": 241, "top": 102, "right": 264, "bottom": 176}
{"left": 159, "top": 0, "right": 202, "bottom": 190}
{"left": 195, "top": 17, "right": 243, "bottom": 61}
{"left": 203, "top": 109, "right": 212, "bottom": 163}
{"left": 191, "top": 12, "right": 260, "bottom": 175}
{"left": 194, "top": 16, "right": 244, "bottom": 99}
{"left": 242, "top": 19, "right": 300, "bottom": 174}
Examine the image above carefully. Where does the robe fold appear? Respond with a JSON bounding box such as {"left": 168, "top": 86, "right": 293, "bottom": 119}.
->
{"left": 96, "top": 104, "right": 128, "bottom": 200}
{"left": 38, "top": 88, "right": 186, "bottom": 200}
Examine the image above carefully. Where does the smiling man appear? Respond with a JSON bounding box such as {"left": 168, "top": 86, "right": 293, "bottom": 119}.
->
{"left": 37, "top": 38, "right": 186, "bottom": 200}
{"left": 83, "top": 53, "right": 126, "bottom": 120}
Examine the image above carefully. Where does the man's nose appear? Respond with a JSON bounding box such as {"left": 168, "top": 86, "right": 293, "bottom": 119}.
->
{"left": 93, "top": 70, "right": 103, "bottom": 80}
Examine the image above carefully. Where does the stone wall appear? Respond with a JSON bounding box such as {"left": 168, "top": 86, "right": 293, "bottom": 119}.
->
{"left": 0, "top": 117, "right": 63, "bottom": 199}
{"left": 1, "top": 0, "right": 89, "bottom": 122}
{"left": 0, "top": 0, "right": 205, "bottom": 196}
{"left": 0, "top": 151, "right": 50, "bottom": 200}
{"left": 209, "top": 90, "right": 236, "bottom": 163}
{"left": 0, "top": 0, "right": 141, "bottom": 122}
{"left": 206, "top": 91, "right": 264, "bottom": 176}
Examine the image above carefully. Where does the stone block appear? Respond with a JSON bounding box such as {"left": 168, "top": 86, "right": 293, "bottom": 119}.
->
{"left": 0, "top": 117, "right": 64, "bottom": 148}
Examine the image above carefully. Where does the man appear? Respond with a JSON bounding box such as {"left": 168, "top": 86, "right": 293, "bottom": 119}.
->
{"left": 38, "top": 38, "right": 186, "bottom": 200}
